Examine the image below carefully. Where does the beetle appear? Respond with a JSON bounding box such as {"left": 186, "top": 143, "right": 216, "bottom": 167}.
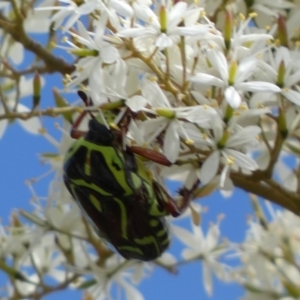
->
{"left": 63, "top": 91, "right": 198, "bottom": 261}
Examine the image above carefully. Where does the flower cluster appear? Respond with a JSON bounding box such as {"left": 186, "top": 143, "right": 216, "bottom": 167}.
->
{"left": 35, "top": 0, "right": 300, "bottom": 194}
{"left": 1, "top": 0, "right": 300, "bottom": 299}
{"left": 230, "top": 202, "right": 300, "bottom": 300}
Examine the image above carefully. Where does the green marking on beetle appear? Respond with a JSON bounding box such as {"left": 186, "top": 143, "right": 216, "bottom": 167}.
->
{"left": 149, "top": 200, "right": 167, "bottom": 217}
{"left": 157, "top": 228, "right": 168, "bottom": 237}
{"left": 118, "top": 245, "right": 143, "bottom": 255}
{"left": 134, "top": 236, "right": 159, "bottom": 255}
{"left": 161, "top": 238, "right": 169, "bottom": 246}
{"left": 71, "top": 179, "right": 113, "bottom": 196}
{"left": 130, "top": 172, "right": 142, "bottom": 190}
{"left": 67, "top": 139, "right": 134, "bottom": 196}
{"left": 64, "top": 137, "right": 84, "bottom": 162}
{"left": 112, "top": 155, "right": 123, "bottom": 171}
{"left": 135, "top": 157, "right": 152, "bottom": 182}
{"left": 92, "top": 144, "right": 132, "bottom": 195}
{"left": 113, "top": 197, "right": 128, "bottom": 239}
{"left": 84, "top": 149, "right": 91, "bottom": 176}
{"left": 89, "top": 194, "right": 102, "bottom": 212}
{"left": 150, "top": 219, "right": 159, "bottom": 227}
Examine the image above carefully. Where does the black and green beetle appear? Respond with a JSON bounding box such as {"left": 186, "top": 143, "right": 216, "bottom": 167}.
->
{"left": 63, "top": 91, "right": 197, "bottom": 261}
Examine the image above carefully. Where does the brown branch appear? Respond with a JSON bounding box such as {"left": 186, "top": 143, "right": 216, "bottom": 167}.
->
{"left": 231, "top": 174, "right": 300, "bottom": 216}
{"left": 0, "top": 12, "right": 75, "bottom": 75}
{"left": 10, "top": 274, "right": 79, "bottom": 300}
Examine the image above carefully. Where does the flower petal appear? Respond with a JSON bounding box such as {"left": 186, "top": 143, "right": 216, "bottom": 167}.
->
{"left": 227, "top": 126, "right": 261, "bottom": 148}
{"left": 164, "top": 121, "right": 180, "bottom": 163}
{"left": 174, "top": 25, "right": 211, "bottom": 36}
{"left": 207, "top": 49, "right": 228, "bottom": 82}
{"left": 168, "top": 2, "right": 187, "bottom": 28}
{"left": 0, "top": 119, "right": 8, "bottom": 139}
{"left": 282, "top": 89, "right": 300, "bottom": 106}
{"left": 237, "top": 81, "right": 281, "bottom": 93}
{"left": 171, "top": 224, "right": 200, "bottom": 249}
{"left": 203, "top": 261, "right": 213, "bottom": 296}
{"left": 101, "top": 45, "right": 119, "bottom": 64}
{"left": 118, "top": 27, "right": 156, "bottom": 38}
{"left": 17, "top": 104, "right": 42, "bottom": 134}
{"left": 224, "top": 86, "right": 241, "bottom": 108}
{"left": 224, "top": 148, "right": 258, "bottom": 171}
{"left": 155, "top": 33, "right": 173, "bottom": 48}
{"left": 189, "top": 73, "right": 224, "bottom": 87}
{"left": 126, "top": 95, "right": 148, "bottom": 112}
{"left": 200, "top": 150, "right": 220, "bottom": 185}
{"left": 111, "top": 0, "right": 133, "bottom": 17}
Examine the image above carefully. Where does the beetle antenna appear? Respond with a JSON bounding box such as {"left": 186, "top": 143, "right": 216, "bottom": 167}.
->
{"left": 78, "top": 90, "right": 95, "bottom": 119}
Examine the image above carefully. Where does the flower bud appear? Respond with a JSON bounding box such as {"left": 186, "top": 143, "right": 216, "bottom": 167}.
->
{"left": 32, "top": 71, "right": 41, "bottom": 110}
{"left": 53, "top": 88, "right": 73, "bottom": 124}
{"left": 101, "top": 100, "right": 126, "bottom": 110}
{"left": 277, "top": 15, "right": 288, "bottom": 48}
{"left": 155, "top": 108, "right": 175, "bottom": 118}
{"left": 278, "top": 107, "right": 288, "bottom": 138}
{"left": 159, "top": 5, "right": 168, "bottom": 33}
{"left": 228, "top": 61, "right": 238, "bottom": 86}
{"left": 277, "top": 60, "right": 285, "bottom": 88}
{"left": 224, "top": 9, "right": 233, "bottom": 50}
{"left": 70, "top": 49, "right": 98, "bottom": 57}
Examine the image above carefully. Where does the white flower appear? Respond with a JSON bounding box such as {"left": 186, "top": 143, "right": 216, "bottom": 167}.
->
{"left": 127, "top": 80, "right": 217, "bottom": 162}
{"left": 26, "top": 0, "right": 57, "bottom": 33}
{"left": 0, "top": 222, "right": 39, "bottom": 259}
{"left": 38, "top": 120, "right": 85, "bottom": 208}
{"left": 0, "top": 38, "right": 24, "bottom": 65}
{"left": 36, "top": 0, "right": 133, "bottom": 31}
{"left": 76, "top": 256, "right": 147, "bottom": 300}
{"left": 199, "top": 125, "right": 261, "bottom": 186}
{"left": 118, "top": 2, "right": 210, "bottom": 49}
{"left": 171, "top": 219, "right": 229, "bottom": 295}
{"left": 253, "top": 0, "right": 294, "bottom": 27}
{"left": 230, "top": 206, "right": 300, "bottom": 300}
{"left": 189, "top": 49, "right": 281, "bottom": 108}
{"left": 258, "top": 47, "right": 300, "bottom": 106}
{"left": 14, "top": 274, "right": 40, "bottom": 297}
{"left": 35, "top": 0, "right": 95, "bottom": 31}
{"left": 24, "top": 235, "right": 68, "bottom": 283}
{"left": 0, "top": 1, "right": 55, "bottom": 65}
{"left": 274, "top": 152, "right": 298, "bottom": 192}
{"left": 65, "top": 20, "right": 121, "bottom": 103}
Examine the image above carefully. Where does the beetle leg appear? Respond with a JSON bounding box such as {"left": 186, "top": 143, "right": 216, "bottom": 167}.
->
{"left": 153, "top": 180, "right": 200, "bottom": 217}
{"left": 70, "top": 109, "right": 89, "bottom": 139}
{"left": 129, "top": 146, "right": 172, "bottom": 166}
{"left": 175, "top": 179, "right": 200, "bottom": 216}
{"left": 71, "top": 91, "right": 97, "bottom": 139}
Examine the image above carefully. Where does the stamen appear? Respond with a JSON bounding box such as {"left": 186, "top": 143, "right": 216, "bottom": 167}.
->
{"left": 39, "top": 128, "right": 60, "bottom": 148}
{"left": 54, "top": 122, "right": 71, "bottom": 138}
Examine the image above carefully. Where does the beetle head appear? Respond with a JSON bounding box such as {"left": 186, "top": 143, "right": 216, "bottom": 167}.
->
{"left": 86, "top": 119, "right": 115, "bottom": 145}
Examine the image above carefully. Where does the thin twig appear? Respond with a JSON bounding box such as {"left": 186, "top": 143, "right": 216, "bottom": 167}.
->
{"left": 0, "top": 106, "right": 81, "bottom": 121}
